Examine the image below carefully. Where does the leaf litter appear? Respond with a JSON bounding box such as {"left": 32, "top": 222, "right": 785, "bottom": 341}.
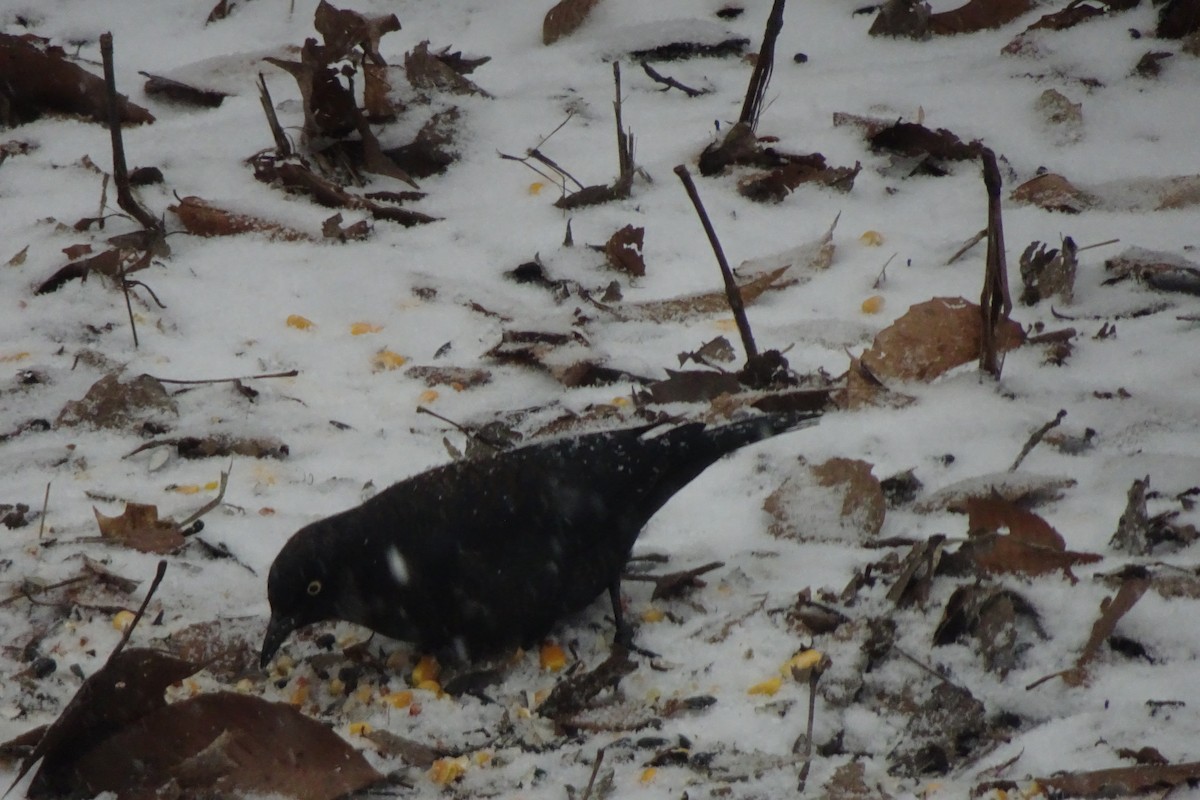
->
{"left": 5, "top": 0, "right": 1200, "bottom": 798}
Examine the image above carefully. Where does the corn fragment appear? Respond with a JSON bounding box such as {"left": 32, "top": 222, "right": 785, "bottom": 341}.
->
{"left": 640, "top": 768, "right": 657, "bottom": 784}
{"left": 861, "top": 295, "right": 885, "bottom": 314}
{"left": 112, "top": 610, "right": 136, "bottom": 632}
{"left": 428, "top": 756, "right": 469, "bottom": 785}
{"left": 748, "top": 676, "right": 783, "bottom": 696}
{"left": 382, "top": 690, "right": 413, "bottom": 709}
{"left": 351, "top": 322, "right": 383, "bottom": 335}
{"left": 859, "top": 230, "right": 885, "bottom": 246}
{"left": 286, "top": 314, "right": 315, "bottom": 330}
{"left": 348, "top": 721, "right": 372, "bottom": 736}
{"left": 412, "top": 654, "right": 440, "bottom": 685}
{"left": 539, "top": 642, "right": 567, "bottom": 672}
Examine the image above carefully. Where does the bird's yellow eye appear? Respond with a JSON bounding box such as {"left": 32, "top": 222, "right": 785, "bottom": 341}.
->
{"left": 307, "top": 579, "right": 322, "bottom": 596}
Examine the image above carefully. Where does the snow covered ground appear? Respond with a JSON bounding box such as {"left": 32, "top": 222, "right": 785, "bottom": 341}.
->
{"left": 3, "top": 0, "right": 1200, "bottom": 797}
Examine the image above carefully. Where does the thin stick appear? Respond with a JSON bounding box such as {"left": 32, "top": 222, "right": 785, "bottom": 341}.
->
{"left": 416, "top": 406, "right": 512, "bottom": 451}
{"left": 38, "top": 482, "right": 49, "bottom": 539}
{"left": 149, "top": 369, "right": 298, "bottom": 386}
{"left": 1076, "top": 237, "right": 1120, "bottom": 253}
{"left": 99, "top": 33, "right": 159, "bottom": 233}
{"left": 177, "top": 467, "right": 231, "bottom": 530}
{"left": 979, "top": 147, "right": 1012, "bottom": 379}
{"left": 674, "top": 165, "right": 758, "bottom": 359}
{"left": 795, "top": 662, "right": 822, "bottom": 791}
{"left": 640, "top": 61, "right": 705, "bottom": 97}
{"left": 257, "top": 72, "right": 291, "bottom": 157}
{"left": 1010, "top": 409, "right": 1066, "bottom": 471}
{"left": 119, "top": 256, "right": 139, "bottom": 349}
{"left": 613, "top": 62, "right": 632, "bottom": 184}
{"left": 946, "top": 228, "right": 987, "bottom": 265}
{"left": 579, "top": 746, "right": 607, "bottom": 800}
{"left": 109, "top": 559, "right": 167, "bottom": 662}
{"left": 739, "top": 0, "right": 787, "bottom": 130}
{"left": 873, "top": 252, "right": 897, "bottom": 289}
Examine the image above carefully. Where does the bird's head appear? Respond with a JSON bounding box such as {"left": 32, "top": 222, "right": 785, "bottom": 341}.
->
{"left": 260, "top": 521, "right": 343, "bottom": 668}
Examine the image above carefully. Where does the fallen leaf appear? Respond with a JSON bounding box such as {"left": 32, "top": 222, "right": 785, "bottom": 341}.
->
{"left": 604, "top": 224, "right": 646, "bottom": 277}
{"left": 57, "top": 373, "right": 178, "bottom": 430}
{"left": 405, "top": 365, "right": 493, "bottom": 388}
{"left": 914, "top": 472, "right": 1077, "bottom": 512}
{"left": 140, "top": 71, "right": 229, "bottom": 107}
{"left": 405, "top": 40, "right": 490, "bottom": 96}
{"left": 170, "top": 196, "right": 311, "bottom": 241}
{"left": 622, "top": 266, "right": 795, "bottom": 322}
{"left": 1036, "top": 760, "right": 1200, "bottom": 798}
{"left": 765, "top": 457, "right": 886, "bottom": 542}
{"left": 544, "top": 0, "right": 602, "bottom": 45}
{"left": 313, "top": 0, "right": 401, "bottom": 63}
{"left": 7, "top": 245, "right": 28, "bottom": 266}
{"left": 94, "top": 503, "right": 185, "bottom": 554}
{"left": 1011, "top": 172, "right": 1200, "bottom": 212}
{"left": 859, "top": 297, "right": 1025, "bottom": 382}
{"left": 0, "top": 33, "right": 155, "bottom": 126}
{"left": 69, "top": 692, "right": 383, "bottom": 799}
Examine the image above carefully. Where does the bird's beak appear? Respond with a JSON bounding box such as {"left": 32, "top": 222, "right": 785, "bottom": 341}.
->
{"left": 260, "top": 613, "right": 297, "bottom": 669}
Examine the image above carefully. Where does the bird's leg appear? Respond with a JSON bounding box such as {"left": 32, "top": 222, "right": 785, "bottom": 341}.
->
{"left": 609, "top": 580, "right": 658, "bottom": 658}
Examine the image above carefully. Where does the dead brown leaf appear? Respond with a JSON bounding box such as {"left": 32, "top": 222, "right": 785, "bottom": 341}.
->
{"left": 933, "top": 585, "right": 1045, "bottom": 676}
{"left": 622, "top": 266, "right": 794, "bottom": 322}
{"left": 140, "top": 71, "right": 229, "bottom": 108}
{"left": 313, "top": 0, "right": 400, "bottom": 63}
{"left": 738, "top": 160, "right": 860, "bottom": 202}
{"left": 604, "top": 224, "right": 646, "bottom": 277}
{"left": 13, "top": 648, "right": 199, "bottom": 798}
{"left": 964, "top": 494, "right": 1066, "bottom": 549}
{"left": 643, "top": 370, "right": 743, "bottom": 404}
{"left": 57, "top": 373, "right": 178, "bottom": 430}
{"left": 388, "top": 107, "right": 461, "bottom": 178}
{"left": 1012, "top": 172, "right": 1200, "bottom": 212}
{"left": 69, "top": 692, "right": 383, "bottom": 800}
{"left": 1158, "top": 0, "right": 1200, "bottom": 37}
{"left": 170, "top": 196, "right": 311, "bottom": 241}
{"left": 869, "top": 121, "right": 981, "bottom": 162}
{"left": 163, "top": 622, "right": 259, "bottom": 683}
{"left": 929, "top": 0, "right": 1034, "bottom": 33}
{"left": 859, "top": 297, "right": 1025, "bottom": 383}
{"left": 405, "top": 40, "right": 490, "bottom": 96}
{"left": 766, "top": 457, "right": 885, "bottom": 543}
{"left": 1036, "top": 760, "right": 1200, "bottom": 797}
{"left": 0, "top": 33, "right": 155, "bottom": 126}
{"left": 405, "top": 365, "right": 493, "bottom": 388}
{"left": 544, "top": 0, "right": 602, "bottom": 44}
{"left": 94, "top": 503, "right": 185, "bottom": 554}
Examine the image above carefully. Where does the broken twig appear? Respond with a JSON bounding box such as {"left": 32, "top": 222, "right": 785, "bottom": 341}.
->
{"left": 1010, "top": 409, "right": 1067, "bottom": 471}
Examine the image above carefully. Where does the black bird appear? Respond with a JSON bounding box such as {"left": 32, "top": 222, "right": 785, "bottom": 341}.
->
{"left": 260, "top": 412, "right": 818, "bottom": 667}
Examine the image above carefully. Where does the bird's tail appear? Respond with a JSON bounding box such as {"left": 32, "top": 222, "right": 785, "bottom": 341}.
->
{"left": 693, "top": 410, "right": 822, "bottom": 455}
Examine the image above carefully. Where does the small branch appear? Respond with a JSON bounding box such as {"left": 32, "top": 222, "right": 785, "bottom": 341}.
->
{"left": 257, "top": 72, "right": 291, "bottom": 157}
{"left": 946, "top": 228, "right": 987, "bottom": 265}
{"left": 640, "top": 61, "right": 705, "bottom": 97}
{"left": 1010, "top": 409, "right": 1066, "bottom": 472}
{"left": 612, "top": 62, "right": 634, "bottom": 192}
{"left": 794, "top": 654, "right": 828, "bottom": 792}
{"left": 579, "top": 747, "right": 607, "bottom": 800}
{"left": 109, "top": 559, "right": 168, "bottom": 662}
{"left": 0, "top": 575, "right": 89, "bottom": 608}
{"left": 149, "top": 369, "right": 299, "bottom": 386}
{"left": 739, "top": 0, "right": 787, "bottom": 131}
{"left": 979, "top": 147, "right": 1012, "bottom": 379}
{"left": 100, "top": 32, "right": 160, "bottom": 233}
{"left": 118, "top": 256, "right": 139, "bottom": 349}
{"left": 176, "top": 467, "right": 230, "bottom": 530}
{"left": 38, "top": 482, "right": 50, "bottom": 539}
{"left": 674, "top": 165, "right": 758, "bottom": 359}
{"left": 873, "top": 252, "right": 898, "bottom": 289}
{"left": 416, "top": 406, "right": 513, "bottom": 451}
{"left": 1076, "top": 237, "right": 1120, "bottom": 253}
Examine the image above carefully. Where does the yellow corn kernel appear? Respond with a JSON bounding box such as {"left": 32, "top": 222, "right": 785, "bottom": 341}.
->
{"left": 640, "top": 768, "right": 657, "bottom": 784}
{"left": 859, "top": 230, "right": 885, "bottom": 246}
{"left": 355, "top": 685, "right": 373, "bottom": 704}
{"left": 372, "top": 348, "right": 408, "bottom": 371}
{"left": 781, "top": 649, "right": 825, "bottom": 676}
{"left": 289, "top": 682, "right": 309, "bottom": 706}
{"left": 641, "top": 607, "right": 666, "bottom": 623}
{"left": 235, "top": 678, "right": 254, "bottom": 693}
{"left": 428, "top": 756, "right": 469, "bottom": 785}
{"left": 286, "top": 314, "right": 315, "bottom": 330}
{"left": 412, "top": 654, "right": 440, "bottom": 685}
{"left": 539, "top": 642, "right": 567, "bottom": 672}
{"left": 528, "top": 182, "right": 545, "bottom": 195}
{"left": 416, "top": 679, "right": 443, "bottom": 695}
{"left": 382, "top": 690, "right": 413, "bottom": 709}
{"left": 861, "top": 295, "right": 885, "bottom": 314}
{"left": 748, "top": 676, "right": 783, "bottom": 696}
{"left": 348, "top": 721, "right": 372, "bottom": 736}
{"left": 418, "top": 388, "right": 439, "bottom": 404}
{"left": 112, "top": 610, "right": 136, "bottom": 632}
{"left": 328, "top": 677, "right": 346, "bottom": 696}
{"left": 473, "top": 750, "right": 493, "bottom": 766}
{"left": 351, "top": 322, "right": 383, "bottom": 336}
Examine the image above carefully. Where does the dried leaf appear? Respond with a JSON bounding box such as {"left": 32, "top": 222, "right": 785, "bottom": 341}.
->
{"left": 140, "top": 71, "right": 228, "bottom": 107}
{"left": 738, "top": 161, "right": 860, "bottom": 202}
{"left": 170, "top": 196, "right": 311, "bottom": 241}
{"left": 1003, "top": 1, "right": 1109, "bottom": 54}
{"left": 859, "top": 297, "right": 1025, "bottom": 382}
{"left": 313, "top": 0, "right": 401, "bottom": 63}
{"left": 1012, "top": 172, "right": 1200, "bottom": 212}
{"left": 1037, "top": 760, "right": 1200, "bottom": 797}
{"left": 94, "top": 503, "right": 185, "bottom": 554}
{"left": 405, "top": 40, "right": 490, "bottom": 96}
{"left": 388, "top": 108, "right": 461, "bottom": 178}
{"left": 622, "top": 266, "right": 795, "bottom": 322}
{"left": 1063, "top": 568, "right": 1149, "bottom": 685}
{"left": 643, "top": 369, "right": 742, "bottom": 404}
{"left": 964, "top": 494, "right": 1065, "bottom": 549}
{"left": 16, "top": 649, "right": 199, "bottom": 798}
{"left": 164, "top": 621, "right": 259, "bottom": 683}
{"left": 1158, "top": 0, "right": 1200, "bottom": 37}
{"left": 1019, "top": 238, "right": 1077, "bottom": 305}
{"left": 68, "top": 692, "right": 383, "bottom": 800}
{"left": 57, "top": 373, "right": 178, "bottom": 430}
{"left": 604, "top": 224, "right": 646, "bottom": 277}
{"left": 915, "top": 472, "right": 1077, "bottom": 512}
{"left": 0, "top": 33, "right": 155, "bottom": 126}
{"left": 869, "top": 122, "right": 980, "bottom": 162}
{"left": 544, "top": 0, "right": 602, "bottom": 44}
{"left": 928, "top": 0, "right": 1033, "bottom": 33}
{"left": 765, "top": 458, "right": 885, "bottom": 543}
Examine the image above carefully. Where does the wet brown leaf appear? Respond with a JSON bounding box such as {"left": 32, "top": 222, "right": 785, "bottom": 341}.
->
{"left": 859, "top": 297, "right": 1025, "bottom": 383}
{"left": 69, "top": 692, "right": 383, "bottom": 800}
{"left": 1037, "top": 760, "right": 1200, "bottom": 797}
{"left": 929, "top": 0, "right": 1034, "bottom": 33}
{"left": 1012, "top": 172, "right": 1200, "bottom": 212}
{"left": 16, "top": 649, "right": 199, "bottom": 798}
{"left": 94, "top": 503, "right": 185, "bottom": 554}
{"left": 405, "top": 365, "right": 493, "bottom": 389}
{"left": 170, "top": 196, "right": 311, "bottom": 241}
{"left": 604, "top": 224, "right": 646, "bottom": 277}
{"left": 643, "top": 370, "right": 742, "bottom": 404}
{"left": 964, "top": 494, "right": 1065, "bottom": 549}
{"left": 933, "top": 584, "right": 1044, "bottom": 675}
{"left": 738, "top": 160, "right": 860, "bottom": 202}
{"left": 0, "top": 33, "right": 155, "bottom": 126}
{"left": 1158, "top": 0, "right": 1200, "bottom": 37}
{"left": 140, "top": 71, "right": 228, "bottom": 108}
{"left": 388, "top": 108, "right": 461, "bottom": 178}
{"left": 869, "top": 122, "right": 980, "bottom": 162}
{"left": 544, "top": 0, "right": 602, "bottom": 44}
{"left": 163, "top": 621, "right": 259, "bottom": 683}
{"left": 313, "top": 0, "right": 401, "bottom": 64}
{"left": 765, "top": 457, "right": 885, "bottom": 543}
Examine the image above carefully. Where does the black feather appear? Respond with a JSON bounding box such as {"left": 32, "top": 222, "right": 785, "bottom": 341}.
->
{"left": 261, "top": 411, "right": 818, "bottom": 666}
